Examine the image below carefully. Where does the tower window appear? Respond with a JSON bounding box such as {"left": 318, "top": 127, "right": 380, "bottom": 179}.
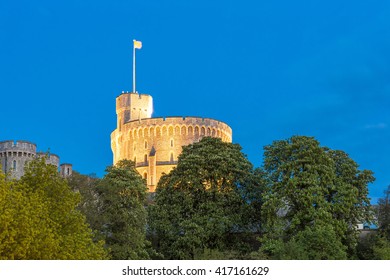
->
{"left": 13, "top": 160, "right": 16, "bottom": 170}
{"left": 170, "top": 139, "right": 174, "bottom": 147}
{"left": 144, "top": 154, "right": 148, "bottom": 163}
{"left": 145, "top": 141, "right": 148, "bottom": 149}
{"left": 170, "top": 153, "right": 174, "bottom": 162}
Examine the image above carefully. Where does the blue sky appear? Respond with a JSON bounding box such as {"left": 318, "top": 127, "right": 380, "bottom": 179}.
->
{"left": 0, "top": 0, "right": 389, "bottom": 202}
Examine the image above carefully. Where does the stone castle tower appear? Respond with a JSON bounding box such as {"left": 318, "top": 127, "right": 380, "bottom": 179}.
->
{"left": 0, "top": 140, "right": 72, "bottom": 179}
{"left": 111, "top": 92, "right": 232, "bottom": 192}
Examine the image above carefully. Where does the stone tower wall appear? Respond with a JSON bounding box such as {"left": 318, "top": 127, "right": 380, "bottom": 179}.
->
{"left": 111, "top": 93, "right": 233, "bottom": 192}
{"left": 0, "top": 140, "right": 37, "bottom": 179}
{"left": 37, "top": 152, "right": 60, "bottom": 168}
{"left": 0, "top": 140, "right": 66, "bottom": 179}
{"left": 60, "top": 163, "right": 73, "bottom": 177}
{"left": 116, "top": 92, "right": 153, "bottom": 130}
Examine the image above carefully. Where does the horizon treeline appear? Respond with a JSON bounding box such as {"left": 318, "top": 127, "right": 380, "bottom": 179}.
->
{"left": 1, "top": 136, "right": 389, "bottom": 260}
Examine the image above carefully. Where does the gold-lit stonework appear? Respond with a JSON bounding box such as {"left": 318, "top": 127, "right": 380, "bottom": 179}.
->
{"left": 111, "top": 92, "right": 232, "bottom": 192}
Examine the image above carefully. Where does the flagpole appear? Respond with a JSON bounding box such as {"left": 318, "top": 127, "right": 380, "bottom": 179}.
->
{"left": 133, "top": 40, "right": 136, "bottom": 93}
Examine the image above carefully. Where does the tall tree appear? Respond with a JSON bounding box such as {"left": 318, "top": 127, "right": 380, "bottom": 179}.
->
{"left": 0, "top": 158, "right": 107, "bottom": 259}
{"left": 67, "top": 171, "right": 101, "bottom": 236}
{"left": 260, "top": 136, "right": 374, "bottom": 259}
{"left": 96, "top": 160, "right": 152, "bottom": 259}
{"left": 148, "top": 137, "right": 263, "bottom": 259}
{"left": 378, "top": 185, "right": 390, "bottom": 239}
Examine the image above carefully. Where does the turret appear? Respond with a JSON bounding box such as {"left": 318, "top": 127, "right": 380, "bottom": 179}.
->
{"left": 116, "top": 92, "right": 153, "bottom": 131}
{"left": 60, "top": 163, "right": 73, "bottom": 178}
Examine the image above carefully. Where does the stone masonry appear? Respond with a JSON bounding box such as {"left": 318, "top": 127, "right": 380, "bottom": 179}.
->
{"left": 111, "top": 92, "right": 232, "bottom": 192}
{"left": 0, "top": 140, "right": 72, "bottom": 179}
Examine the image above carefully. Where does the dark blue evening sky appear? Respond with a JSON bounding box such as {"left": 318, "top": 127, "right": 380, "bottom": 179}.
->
{"left": 1, "top": 0, "right": 389, "bottom": 202}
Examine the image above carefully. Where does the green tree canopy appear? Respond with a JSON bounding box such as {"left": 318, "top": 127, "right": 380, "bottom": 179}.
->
{"left": 260, "top": 136, "right": 374, "bottom": 259}
{"left": 0, "top": 158, "right": 107, "bottom": 259}
{"left": 148, "top": 137, "right": 264, "bottom": 259}
{"left": 96, "top": 160, "right": 152, "bottom": 259}
{"left": 67, "top": 171, "right": 101, "bottom": 237}
{"left": 378, "top": 185, "right": 390, "bottom": 239}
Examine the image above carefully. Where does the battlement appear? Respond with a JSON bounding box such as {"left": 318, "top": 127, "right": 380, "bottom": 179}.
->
{"left": 126, "top": 116, "right": 230, "bottom": 126}
{"left": 0, "top": 140, "right": 70, "bottom": 179}
{"left": 0, "top": 140, "right": 37, "bottom": 153}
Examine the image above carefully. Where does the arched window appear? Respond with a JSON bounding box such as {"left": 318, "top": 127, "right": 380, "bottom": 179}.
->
{"left": 143, "top": 172, "right": 147, "bottom": 180}
{"left": 170, "top": 153, "right": 174, "bottom": 162}
{"left": 170, "top": 139, "right": 174, "bottom": 147}
{"left": 134, "top": 156, "right": 137, "bottom": 163}
{"left": 145, "top": 141, "right": 148, "bottom": 149}
{"left": 144, "top": 154, "right": 148, "bottom": 164}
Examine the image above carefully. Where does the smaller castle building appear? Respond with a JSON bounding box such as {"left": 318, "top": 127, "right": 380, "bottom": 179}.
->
{"left": 0, "top": 140, "right": 72, "bottom": 179}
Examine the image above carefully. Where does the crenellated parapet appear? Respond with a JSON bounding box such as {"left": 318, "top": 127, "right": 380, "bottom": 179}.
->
{"left": 37, "top": 152, "right": 60, "bottom": 167}
{"left": 0, "top": 140, "right": 70, "bottom": 179}
{"left": 0, "top": 140, "right": 37, "bottom": 154}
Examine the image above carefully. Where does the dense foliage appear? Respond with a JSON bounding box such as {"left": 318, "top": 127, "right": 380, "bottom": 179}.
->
{"left": 1, "top": 135, "right": 383, "bottom": 260}
{"left": 0, "top": 158, "right": 107, "bottom": 259}
{"left": 260, "top": 136, "right": 375, "bottom": 259}
{"left": 96, "top": 160, "right": 153, "bottom": 259}
{"left": 148, "top": 137, "right": 263, "bottom": 259}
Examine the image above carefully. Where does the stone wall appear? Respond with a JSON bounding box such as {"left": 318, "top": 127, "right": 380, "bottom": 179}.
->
{"left": 0, "top": 140, "right": 68, "bottom": 179}
{"left": 0, "top": 140, "right": 37, "bottom": 179}
{"left": 111, "top": 92, "right": 233, "bottom": 192}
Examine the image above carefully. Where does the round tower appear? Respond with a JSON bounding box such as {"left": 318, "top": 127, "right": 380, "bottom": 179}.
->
{"left": 37, "top": 152, "right": 60, "bottom": 168}
{"left": 111, "top": 93, "right": 233, "bottom": 192}
{"left": 0, "top": 140, "right": 37, "bottom": 179}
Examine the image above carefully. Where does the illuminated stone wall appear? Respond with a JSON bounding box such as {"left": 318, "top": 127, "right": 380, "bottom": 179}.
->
{"left": 111, "top": 92, "right": 232, "bottom": 192}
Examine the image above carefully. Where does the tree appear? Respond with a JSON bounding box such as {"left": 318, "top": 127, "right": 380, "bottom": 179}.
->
{"left": 148, "top": 137, "right": 263, "bottom": 259}
{"left": 96, "top": 160, "right": 152, "bottom": 259}
{"left": 67, "top": 171, "right": 101, "bottom": 237}
{"left": 377, "top": 185, "right": 390, "bottom": 239}
{"left": 358, "top": 186, "right": 390, "bottom": 260}
{"left": 0, "top": 158, "right": 107, "bottom": 259}
{"left": 260, "top": 136, "right": 374, "bottom": 259}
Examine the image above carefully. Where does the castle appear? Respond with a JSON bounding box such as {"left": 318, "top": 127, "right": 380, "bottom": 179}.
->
{"left": 111, "top": 92, "right": 232, "bottom": 192}
{"left": 0, "top": 140, "right": 72, "bottom": 179}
